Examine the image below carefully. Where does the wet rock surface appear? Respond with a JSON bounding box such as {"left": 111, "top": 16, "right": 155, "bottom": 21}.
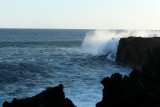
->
{"left": 3, "top": 84, "right": 76, "bottom": 107}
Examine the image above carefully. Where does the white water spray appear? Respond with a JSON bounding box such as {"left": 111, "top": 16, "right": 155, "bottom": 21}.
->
{"left": 82, "top": 30, "right": 160, "bottom": 61}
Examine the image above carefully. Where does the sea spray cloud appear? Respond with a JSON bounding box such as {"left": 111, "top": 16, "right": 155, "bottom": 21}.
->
{"left": 127, "top": 30, "right": 160, "bottom": 37}
{"left": 81, "top": 30, "right": 127, "bottom": 56}
{"left": 81, "top": 30, "right": 160, "bottom": 61}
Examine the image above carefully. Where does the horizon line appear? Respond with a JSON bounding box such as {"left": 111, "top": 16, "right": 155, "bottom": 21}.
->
{"left": 0, "top": 28, "right": 160, "bottom": 31}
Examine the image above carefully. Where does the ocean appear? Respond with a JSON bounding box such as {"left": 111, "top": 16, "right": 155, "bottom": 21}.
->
{"left": 0, "top": 29, "right": 132, "bottom": 107}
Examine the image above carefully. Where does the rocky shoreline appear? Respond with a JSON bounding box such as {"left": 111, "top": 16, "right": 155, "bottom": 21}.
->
{"left": 3, "top": 84, "right": 76, "bottom": 107}
{"left": 97, "top": 37, "right": 160, "bottom": 107}
{"left": 3, "top": 37, "right": 160, "bottom": 107}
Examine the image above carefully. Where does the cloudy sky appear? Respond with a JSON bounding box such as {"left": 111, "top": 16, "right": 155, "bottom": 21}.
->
{"left": 0, "top": 0, "right": 160, "bottom": 30}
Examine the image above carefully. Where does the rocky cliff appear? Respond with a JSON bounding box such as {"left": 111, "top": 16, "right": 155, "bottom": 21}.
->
{"left": 116, "top": 37, "right": 160, "bottom": 70}
{"left": 97, "top": 38, "right": 160, "bottom": 107}
{"left": 3, "top": 84, "right": 76, "bottom": 107}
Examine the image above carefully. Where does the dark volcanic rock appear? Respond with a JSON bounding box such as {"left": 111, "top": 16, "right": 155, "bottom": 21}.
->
{"left": 116, "top": 37, "right": 160, "bottom": 70}
{"left": 3, "top": 84, "right": 76, "bottom": 107}
{"left": 97, "top": 41, "right": 160, "bottom": 107}
{"left": 96, "top": 70, "right": 160, "bottom": 107}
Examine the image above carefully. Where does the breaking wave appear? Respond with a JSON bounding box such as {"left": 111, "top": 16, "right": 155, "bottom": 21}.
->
{"left": 81, "top": 30, "right": 160, "bottom": 61}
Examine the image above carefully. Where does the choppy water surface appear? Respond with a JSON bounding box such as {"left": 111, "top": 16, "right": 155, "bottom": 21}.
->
{"left": 0, "top": 29, "right": 131, "bottom": 107}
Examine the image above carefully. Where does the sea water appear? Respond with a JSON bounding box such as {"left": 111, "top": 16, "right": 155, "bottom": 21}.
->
{"left": 0, "top": 29, "right": 133, "bottom": 107}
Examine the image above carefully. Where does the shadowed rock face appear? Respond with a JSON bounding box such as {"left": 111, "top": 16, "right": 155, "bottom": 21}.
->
{"left": 96, "top": 69, "right": 160, "bottom": 107}
{"left": 3, "top": 84, "right": 76, "bottom": 107}
{"left": 116, "top": 37, "right": 160, "bottom": 70}
{"left": 97, "top": 39, "right": 160, "bottom": 107}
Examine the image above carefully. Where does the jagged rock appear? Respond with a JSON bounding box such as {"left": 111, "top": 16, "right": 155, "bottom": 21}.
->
{"left": 116, "top": 37, "right": 160, "bottom": 70}
{"left": 96, "top": 70, "right": 160, "bottom": 107}
{"left": 97, "top": 39, "right": 160, "bottom": 107}
{"left": 3, "top": 84, "right": 76, "bottom": 107}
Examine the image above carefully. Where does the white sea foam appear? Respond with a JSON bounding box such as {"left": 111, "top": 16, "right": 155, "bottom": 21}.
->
{"left": 82, "top": 30, "right": 160, "bottom": 61}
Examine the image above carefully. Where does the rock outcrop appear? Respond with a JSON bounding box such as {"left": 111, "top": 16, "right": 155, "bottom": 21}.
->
{"left": 96, "top": 68, "right": 160, "bottom": 107}
{"left": 97, "top": 38, "right": 160, "bottom": 107}
{"left": 116, "top": 37, "right": 160, "bottom": 70}
{"left": 3, "top": 84, "right": 76, "bottom": 107}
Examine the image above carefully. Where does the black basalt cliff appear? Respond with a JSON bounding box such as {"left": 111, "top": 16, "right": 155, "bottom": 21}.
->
{"left": 3, "top": 84, "right": 76, "bottom": 107}
{"left": 116, "top": 37, "right": 160, "bottom": 70}
{"left": 97, "top": 37, "right": 160, "bottom": 107}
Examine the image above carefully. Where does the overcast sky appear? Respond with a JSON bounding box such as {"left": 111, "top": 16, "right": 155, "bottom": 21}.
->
{"left": 0, "top": 0, "right": 160, "bottom": 30}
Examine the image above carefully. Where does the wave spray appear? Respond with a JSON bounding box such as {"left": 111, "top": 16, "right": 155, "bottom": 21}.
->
{"left": 81, "top": 30, "right": 160, "bottom": 61}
